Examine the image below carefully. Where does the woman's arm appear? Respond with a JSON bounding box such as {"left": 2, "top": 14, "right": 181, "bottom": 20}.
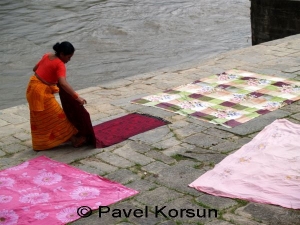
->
{"left": 58, "top": 77, "right": 87, "bottom": 105}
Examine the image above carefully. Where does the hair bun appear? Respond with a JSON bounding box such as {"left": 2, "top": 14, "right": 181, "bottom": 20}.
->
{"left": 53, "top": 42, "right": 60, "bottom": 52}
{"left": 53, "top": 41, "right": 75, "bottom": 56}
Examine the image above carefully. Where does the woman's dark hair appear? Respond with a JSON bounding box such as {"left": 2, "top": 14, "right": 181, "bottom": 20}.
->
{"left": 53, "top": 41, "right": 75, "bottom": 56}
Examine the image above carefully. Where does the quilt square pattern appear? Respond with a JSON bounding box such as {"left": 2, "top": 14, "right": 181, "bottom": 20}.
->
{"left": 131, "top": 69, "right": 300, "bottom": 128}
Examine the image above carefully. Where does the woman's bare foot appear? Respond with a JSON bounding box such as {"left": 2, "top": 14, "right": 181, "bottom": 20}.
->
{"left": 70, "top": 135, "right": 86, "bottom": 148}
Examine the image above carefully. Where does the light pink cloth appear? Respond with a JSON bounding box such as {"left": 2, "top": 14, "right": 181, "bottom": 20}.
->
{"left": 0, "top": 156, "right": 138, "bottom": 224}
{"left": 189, "top": 119, "right": 300, "bottom": 209}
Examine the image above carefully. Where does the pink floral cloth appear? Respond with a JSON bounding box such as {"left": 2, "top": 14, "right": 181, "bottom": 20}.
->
{"left": 0, "top": 156, "right": 138, "bottom": 224}
{"left": 189, "top": 119, "right": 300, "bottom": 209}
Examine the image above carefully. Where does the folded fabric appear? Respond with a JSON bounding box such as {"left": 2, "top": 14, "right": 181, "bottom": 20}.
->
{"left": 58, "top": 84, "right": 96, "bottom": 146}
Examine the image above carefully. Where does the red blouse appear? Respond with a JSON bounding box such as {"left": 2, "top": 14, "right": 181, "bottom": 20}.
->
{"left": 35, "top": 53, "right": 66, "bottom": 84}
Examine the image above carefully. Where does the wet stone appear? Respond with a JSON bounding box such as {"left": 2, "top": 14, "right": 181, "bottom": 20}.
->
{"left": 0, "top": 157, "right": 24, "bottom": 170}
{"left": 2, "top": 143, "right": 29, "bottom": 154}
{"left": 0, "top": 119, "right": 9, "bottom": 127}
{"left": 128, "top": 208, "right": 165, "bottom": 225}
{"left": 105, "top": 169, "right": 140, "bottom": 184}
{"left": 282, "top": 66, "right": 300, "bottom": 73}
{"left": 183, "top": 133, "right": 222, "bottom": 148}
{"left": 202, "top": 128, "right": 235, "bottom": 139}
{"left": 281, "top": 103, "right": 300, "bottom": 113}
{"left": 150, "top": 163, "right": 204, "bottom": 196}
{"left": 106, "top": 200, "right": 166, "bottom": 225}
{"left": 179, "top": 152, "right": 226, "bottom": 165}
{"left": 157, "top": 221, "right": 177, "bottom": 225}
{"left": 196, "top": 194, "right": 238, "bottom": 210}
{"left": 186, "top": 117, "right": 217, "bottom": 128}
{"left": 168, "top": 120, "right": 190, "bottom": 130}
{"left": 13, "top": 132, "right": 31, "bottom": 141}
{"left": 80, "top": 158, "right": 118, "bottom": 174}
{"left": 11, "top": 149, "right": 39, "bottom": 162}
{"left": 136, "top": 106, "right": 175, "bottom": 119}
{"left": 70, "top": 210, "right": 122, "bottom": 225}
{"left": 152, "top": 136, "right": 181, "bottom": 150}
{"left": 122, "top": 141, "right": 152, "bottom": 154}
{"left": 110, "top": 94, "right": 145, "bottom": 107}
{"left": 130, "top": 126, "right": 171, "bottom": 145}
{"left": 145, "top": 150, "right": 176, "bottom": 164}
{"left": 222, "top": 213, "right": 262, "bottom": 225}
{"left": 116, "top": 223, "right": 134, "bottom": 225}
{"left": 114, "top": 147, "right": 154, "bottom": 166}
{"left": 209, "top": 137, "right": 252, "bottom": 153}
{"left": 0, "top": 150, "right": 6, "bottom": 157}
{"left": 45, "top": 147, "right": 101, "bottom": 164}
{"left": 98, "top": 79, "right": 132, "bottom": 89}
{"left": 285, "top": 117, "right": 300, "bottom": 125}
{"left": 184, "top": 146, "right": 220, "bottom": 154}
{"left": 126, "top": 179, "right": 158, "bottom": 193}
{"left": 159, "top": 197, "right": 217, "bottom": 224}
{"left": 0, "top": 125, "right": 23, "bottom": 138}
{"left": 238, "top": 203, "right": 300, "bottom": 225}
{"left": 290, "top": 112, "right": 300, "bottom": 121}
{"left": 142, "top": 161, "right": 170, "bottom": 174}
{"left": 204, "top": 220, "right": 235, "bottom": 225}
{"left": 162, "top": 145, "right": 188, "bottom": 157}
{"left": 136, "top": 187, "right": 183, "bottom": 206}
{"left": 173, "top": 124, "right": 207, "bottom": 138}
{"left": 72, "top": 163, "right": 104, "bottom": 176}
{"left": 96, "top": 152, "right": 135, "bottom": 168}
{"left": 94, "top": 113, "right": 128, "bottom": 124}
{"left": 120, "top": 103, "right": 145, "bottom": 112}
{"left": 0, "top": 113, "right": 28, "bottom": 124}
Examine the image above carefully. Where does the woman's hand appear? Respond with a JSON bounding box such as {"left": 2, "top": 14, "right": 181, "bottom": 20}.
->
{"left": 58, "top": 77, "right": 87, "bottom": 105}
{"left": 76, "top": 96, "right": 87, "bottom": 105}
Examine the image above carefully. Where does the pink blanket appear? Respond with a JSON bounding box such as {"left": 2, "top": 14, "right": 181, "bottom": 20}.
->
{"left": 189, "top": 119, "right": 300, "bottom": 209}
{"left": 0, "top": 156, "right": 138, "bottom": 224}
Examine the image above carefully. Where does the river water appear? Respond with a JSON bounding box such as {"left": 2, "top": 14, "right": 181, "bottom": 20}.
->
{"left": 0, "top": 0, "right": 251, "bottom": 110}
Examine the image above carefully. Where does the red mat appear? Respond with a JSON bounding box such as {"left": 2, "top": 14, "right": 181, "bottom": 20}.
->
{"left": 59, "top": 88, "right": 169, "bottom": 148}
{"left": 93, "top": 113, "right": 169, "bottom": 148}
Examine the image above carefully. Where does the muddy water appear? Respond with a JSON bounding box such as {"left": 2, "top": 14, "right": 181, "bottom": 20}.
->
{"left": 0, "top": 0, "right": 251, "bottom": 109}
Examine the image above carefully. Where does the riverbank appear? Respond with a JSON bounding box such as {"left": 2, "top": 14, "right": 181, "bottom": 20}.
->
{"left": 0, "top": 0, "right": 251, "bottom": 110}
{"left": 1, "top": 34, "right": 300, "bottom": 224}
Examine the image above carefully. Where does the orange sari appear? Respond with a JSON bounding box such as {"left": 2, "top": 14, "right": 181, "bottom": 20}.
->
{"left": 26, "top": 75, "right": 78, "bottom": 150}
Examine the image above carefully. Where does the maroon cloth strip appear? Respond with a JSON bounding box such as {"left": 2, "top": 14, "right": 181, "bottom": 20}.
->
{"left": 58, "top": 84, "right": 96, "bottom": 147}
{"left": 93, "top": 113, "right": 169, "bottom": 148}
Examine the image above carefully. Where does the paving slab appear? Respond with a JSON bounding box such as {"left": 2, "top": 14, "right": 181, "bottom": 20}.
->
{"left": 182, "top": 133, "right": 223, "bottom": 148}
{"left": 136, "top": 187, "right": 184, "bottom": 206}
{"left": 114, "top": 146, "right": 154, "bottom": 166}
{"left": 125, "top": 179, "right": 158, "bottom": 193}
{"left": 149, "top": 162, "right": 205, "bottom": 196}
{"left": 196, "top": 194, "right": 238, "bottom": 210}
{"left": 105, "top": 169, "right": 140, "bottom": 184}
{"left": 237, "top": 203, "right": 300, "bottom": 225}
{"left": 96, "top": 152, "right": 135, "bottom": 168}
{"left": 145, "top": 150, "right": 176, "bottom": 164}
{"left": 141, "top": 161, "right": 170, "bottom": 174}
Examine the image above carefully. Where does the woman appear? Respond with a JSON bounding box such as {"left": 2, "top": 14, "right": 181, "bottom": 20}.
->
{"left": 26, "top": 41, "right": 87, "bottom": 150}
